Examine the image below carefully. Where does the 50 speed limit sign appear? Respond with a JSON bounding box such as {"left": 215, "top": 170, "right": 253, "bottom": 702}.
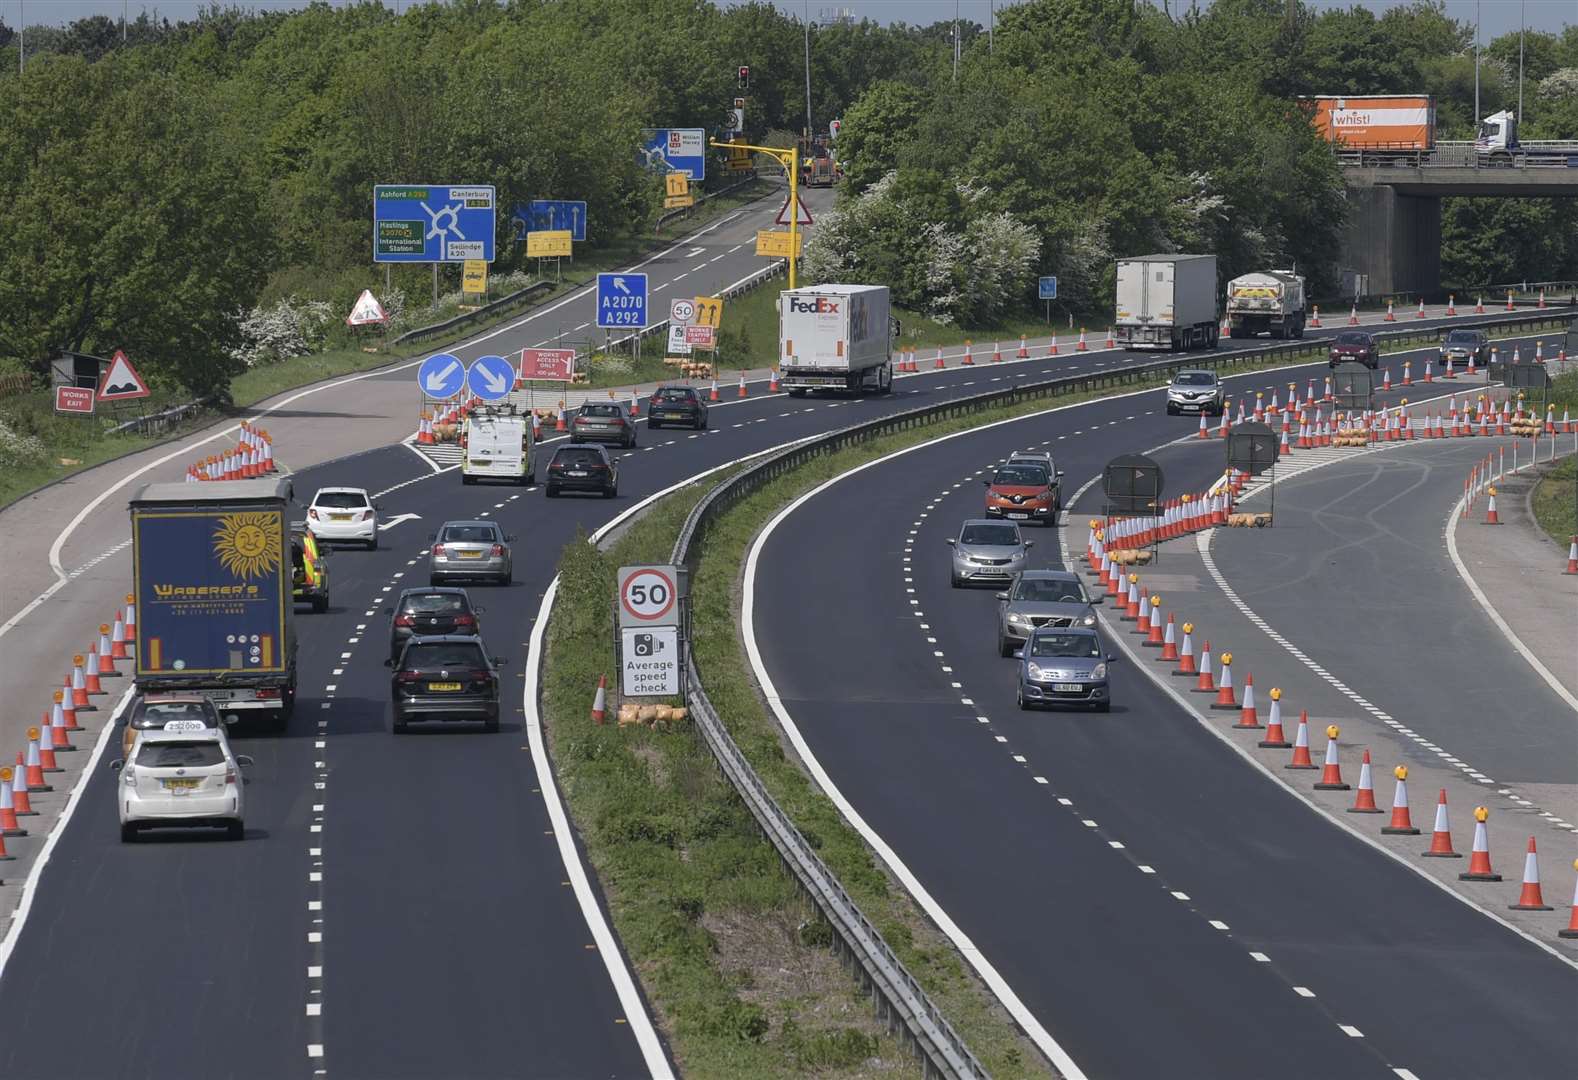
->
{"left": 617, "top": 564, "right": 685, "bottom": 628}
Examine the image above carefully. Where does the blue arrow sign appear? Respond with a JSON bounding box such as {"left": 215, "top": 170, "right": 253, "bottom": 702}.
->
{"left": 517, "top": 199, "right": 588, "bottom": 242}
{"left": 639, "top": 129, "right": 706, "bottom": 180}
{"left": 467, "top": 355, "right": 516, "bottom": 402}
{"left": 418, "top": 353, "right": 465, "bottom": 399}
{"left": 374, "top": 184, "right": 496, "bottom": 264}
{"left": 597, "top": 272, "right": 649, "bottom": 328}
{"left": 1039, "top": 276, "right": 1059, "bottom": 301}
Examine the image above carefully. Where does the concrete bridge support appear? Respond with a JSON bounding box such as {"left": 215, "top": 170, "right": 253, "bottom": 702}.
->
{"left": 1341, "top": 184, "right": 1441, "bottom": 297}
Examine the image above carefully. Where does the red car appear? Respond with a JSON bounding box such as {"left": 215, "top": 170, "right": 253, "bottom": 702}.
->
{"left": 984, "top": 461, "right": 1060, "bottom": 526}
{"left": 1328, "top": 331, "right": 1379, "bottom": 368}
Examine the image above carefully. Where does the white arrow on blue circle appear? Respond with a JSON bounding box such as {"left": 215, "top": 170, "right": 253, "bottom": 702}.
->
{"left": 418, "top": 353, "right": 465, "bottom": 398}
{"left": 467, "top": 355, "right": 516, "bottom": 401}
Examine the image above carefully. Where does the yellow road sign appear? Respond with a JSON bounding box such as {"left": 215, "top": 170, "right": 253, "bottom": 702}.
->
{"left": 526, "top": 230, "right": 572, "bottom": 257}
{"left": 692, "top": 296, "right": 724, "bottom": 328}
{"left": 755, "top": 230, "right": 802, "bottom": 258}
{"left": 665, "top": 173, "right": 690, "bottom": 198}
{"left": 663, "top": 194, "right": 695, "bottom": 209}
{"left": 462, "top": 260, "right": 488, "bottom": 294}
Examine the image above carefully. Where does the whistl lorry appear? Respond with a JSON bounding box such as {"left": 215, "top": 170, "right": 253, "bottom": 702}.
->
{"left": 130, "top": 478, "right": 299, "bottom": 731}
{"left": 1304, "top": 94, "right": 1436, "bottom": 151}
{"left": 1113, "top": 255, "right": 1219, "bottom": 352}
{"left": 778, "top": 284, "right": 894, "bottom": 395}
{"left": 461, "top": 406, "right": 535, "bottom": 485}
{"left": 1226, "top": 270, "right": 1306, "bottom": 339}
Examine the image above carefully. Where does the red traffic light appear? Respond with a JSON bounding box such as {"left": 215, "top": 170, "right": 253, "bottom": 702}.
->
{"left": 737, "top": 65, "right": 750, "bottom": 89}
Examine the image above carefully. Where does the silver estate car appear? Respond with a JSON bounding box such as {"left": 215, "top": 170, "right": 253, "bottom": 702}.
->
{"left": 429, "top": 520, "right": 514, "bottom": 586}
{"left": 995, "top": 570, "right": 1098, "bottom": 656}
{"left": 1016, "top": 627, "right": 1116, "bottom": 712}
{"left": 1165, "top": 370, "right": 1225, "bottom": 415}
{"left": 948, "top": 520, "right": 1032, "bottom": 588}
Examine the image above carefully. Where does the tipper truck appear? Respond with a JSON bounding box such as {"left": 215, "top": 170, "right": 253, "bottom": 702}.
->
{"left": 778, "top": 283, "right": 895, "bottom": 395}
{"left": 130, "top": 478, "right": 299, "bottom": 732}
{"left": 1226, "top": 269, "right": 1306, "bottom": 339}
{"left": 1113, "top": 254, "right": 1219, "bottom": 352}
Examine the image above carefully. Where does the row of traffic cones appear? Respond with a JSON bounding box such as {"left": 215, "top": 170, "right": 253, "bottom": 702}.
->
{"left": 184, "top": 421, "right": 278, "bottom": 481}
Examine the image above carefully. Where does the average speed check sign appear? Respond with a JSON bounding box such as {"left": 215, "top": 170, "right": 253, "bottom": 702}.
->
{"left": 617, "top": 564, "right": 684, "bottom": 629}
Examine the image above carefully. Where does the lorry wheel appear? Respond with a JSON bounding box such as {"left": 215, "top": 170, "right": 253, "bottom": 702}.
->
{"left": 120, "top": 823, "right": 139, "bottom": 843}
{"left": 462, "top": 475, "right": 476, "bottom": 485}
{"left": 788, "top": 388, "right": 806, "bottom": 398}
{"left": 1292, "top": 320, "right": 1304, "bottom": 340}
{"left": 483, "top": 717, "right": 499, "bottom": 734}
{"left": 1270, "top": 327, "right": 1285, "bottom": 340}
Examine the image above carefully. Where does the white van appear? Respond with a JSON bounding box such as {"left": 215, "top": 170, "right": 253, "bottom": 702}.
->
{"left": 461, "top": 410, "right": 535, "bottom": 486}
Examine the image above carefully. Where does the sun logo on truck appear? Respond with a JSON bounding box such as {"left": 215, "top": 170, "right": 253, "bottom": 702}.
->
{"left": 212, "top": 512, "right": 282, "bottom": 580}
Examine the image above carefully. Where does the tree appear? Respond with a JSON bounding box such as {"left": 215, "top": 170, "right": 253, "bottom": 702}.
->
{"left": 835, "top": 81, "right": 929, "bottom": 193}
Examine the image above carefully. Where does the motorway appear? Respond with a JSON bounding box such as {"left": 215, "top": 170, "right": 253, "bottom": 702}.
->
{"left": 746, "top": 336, "right": 1577, "bottom": 1078}
{"left": 0, "top": 245, "right": 1566, "bottom": 1079}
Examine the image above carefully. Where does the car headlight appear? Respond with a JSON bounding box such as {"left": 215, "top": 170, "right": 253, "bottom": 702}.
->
{"left": 1026, "top": 662, "right": 1044, "bottom": 680}
{"left": 1007, "top": 613, "right": 1028, "bottom": 625}
{"left": 1082, "top": 613, "right": 1096, "bottom": 626}
{"left": 1092, "top": 663, "right": 1107, "bottom": 680}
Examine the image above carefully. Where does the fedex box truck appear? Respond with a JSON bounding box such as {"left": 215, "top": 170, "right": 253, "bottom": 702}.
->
{"left": 777, "top": 284, "right": 894, "bottom": 396}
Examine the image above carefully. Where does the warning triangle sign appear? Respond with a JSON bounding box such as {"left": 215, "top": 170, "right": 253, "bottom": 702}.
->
{"left": 346, "top": 289, "right": 389, "bottom": 326}
{"left": 775, "top": 193, "right": 814, "bottom": 227}
{"left": 97, "top": 349, "right": 150, "bottom": 402}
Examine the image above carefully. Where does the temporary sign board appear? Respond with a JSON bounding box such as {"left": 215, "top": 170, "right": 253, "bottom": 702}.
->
{"left": 417, "top": 353, "right": 466, "bottom": 399}
{"left": 1226, "top": 422, "right": 1278, "bottom": 476}
{"left": 775, "top": 193, "right": 814, "bottom": 226}
{"left": 616, "top": 564, "right": 684, "bottom": 629}
{"left": 684, "top": 325, "right": 716, "bottom": 348}
{"left": 462, "top": 261, "right": 488, "bottom": 295}
{"left": 666, "top": 326, "right": 692, "bottom": 355}
{"left": 373, "top": 184, "right": 496, "bottom": 263}
{"left": 620, "top": 626, "right": 680, "bottom": 697}
{"left": 521, "top": 199, "right": 587, "bottom": 241}
{"left": 1102, "top": 453, "right": 1165, "bottom": 515}
{"left": 347, "top": 289, "right": 389, "bottom": 325}
{"left": 663, "top": 194, "right": 696, "bottom": 209}
{"left": 97, "top": 350, "right": 150, "bottom": 402}
{"left": 466, "top": 355, "right": 516, "bottom": 402}
{"left": 526, "top": 230, "right": 572, "bottom": 258}
{"left": 665, "top": 173, "right": 689, "bottom": 198}
{"left": 597, "top": 273, "right": 648, "bottom": 328}
{"left": 756, "top": 230, "right": 802, "bottom": 258}
{"left": 640, "top": 128, "right": 707, "bottom": 180}
{"left": 55, "top": 386, "right": 96, "bottom": 415}
{"left": 692, "top": 296, "right": 723, "bottom": 329}
{"left": 519, "top": 348, "right": 576, "bottom": 381}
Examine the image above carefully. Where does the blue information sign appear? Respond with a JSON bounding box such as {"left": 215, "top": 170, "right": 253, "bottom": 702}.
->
{"left": 596, "top": 273, "right": 649, "bottom": 328}
{"left": 374, "top": 184, "right": 496, "bottom": 264}
{"left": 466, "top": 355, "right": 516, "bottom": 402}
{"left": 639, "top": 129, "right": 706, "bottom": 180}
{"left": 417, "top": 353, "right": 466, "bottom": 399}
{"left": 1039, "top": 276, "right": 1059, "bottom": 301}
{"left": 517, "top": 200, "right": 588, "bottom": 242}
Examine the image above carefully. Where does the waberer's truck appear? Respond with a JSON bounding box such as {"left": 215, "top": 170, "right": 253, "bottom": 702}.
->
{"left": 130, "top": 478, "right": 299, "bottom": 732}
{"left": 777, "top": 284, "right": 895, "bottom": 396}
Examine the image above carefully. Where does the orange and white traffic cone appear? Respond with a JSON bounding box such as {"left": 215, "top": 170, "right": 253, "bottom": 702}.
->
{"left": 0, "top": 767, "right": 25, "bottom": 834}
{"left": 70, "top": 657, "right": 92, "bottom": 710}
{"left": 1158, "top": 614, "right": 1178, "bottom": 659}
{"left": 629, "top": 388, "right": 641, "bottom": 417}
{"left": 1423, "top": 790, "right": 1461, "bottom": 857}
{"left": 1347, "top": 749, "right": 1381, "bottom": 812}
{"left": 1446, "top": 294, "right": 1457, "bottom": 316}
{"left": 1192, "top": 641, "right": 1215, "bottom": 692}
{"left": 1016, "top": 335, "right": 1029, "bottom": 359}
{"left": 1259, "top": 688, "right": 1290, "bottom": 748}
{"left": 1475, "top": 295, "right": 1485, "bottom": 314}
{"left": 1348, "top": 303, "right": 1359, "bottom": 326}
{"left": 1458, "top": 807, "right": 1501, "bottom": 881}
{"left": 1209, "top": 652, "right": 1237, "bottom": 709}
{"left": 1382, "top": 766, "right": 1419, "bottom": 834}
{"left": 962, "top": 340, "right": 975, "bottom": 365}
{"left": 1539, "top": 288, "right": 1548, "bottom": 309}
{"left": 123, "top": 594, "right": 136, "bottom": 639}
{"left": 6, "top": 761, "right": 33, "bottom": 816}
{"left": 1384, "top": 299, "right": 1396, "bottom": 322}
{"left": 84, "top": 648, "right": 106, "bottom": 696}
{"left": 37, "top": 713, "right": 61, "bottom": 768}
{"left": 1309, "top": 306, "right": 1322, "bottom": 327}
{"left": 709, "top": 380, "right": 720, "bottom": 402}
{"left": 1415, "top": 298, "right": 1426, "bottom": 319}
{"left": 1559, "top": 861, "right": 1578, "bottom": 938}
{"left": 51, "top": 691, "right": 77, "bottom": 744}
{"left": 1197, "top": 413, "right": 1208, "bottom": 439}
{"left": 992, "top": 340, "right": 1003, "bottom": 363}
{"left": 1401, "top": 359, "right": 1411, "bottom": 386}
{"left": 590, "top": 674, "right": 607, "bottom": 725}
{"left": 1564, "top": 536, "right": 1578, "bottom": 575}
{"left": 1234, "top": 673, "right": 1261, "bottom": 728}
{"left": 1483, "top": 487, "right": 1500, "bottom": 524}
{"left": 1122, "top": 575, "right": 1141, "bottom": 621}
{"left": 1173, "top": 623, "right": 1196, "bottom": 676}
{"left": 1076, "top": 329, "right": 1089, "bottom": 352}
{"left": 1509, "top": 838, "right": 1553, "bottom": 910}
{"left": 769, "top": 368, "right": 779, "bottom": 392}
{"left": 111, "top": 613, "right": 130, "bottom": 658}
{"left": 737, "top": 371, "right": 748, "bottom": 398}
{"left": 97, "top": 627, "right": 121, "bottom": 677}
{"left": 1143, "top": 600, "right": 1165, "bottom": 646}
{"left": 1104, "top": 327, "right": 1116, "bottom": 348}
{"left": 1506, "top": 290, "right": 1516, "bottom": 311}
{"left": 1286, "top": 710, "right": 1316, "bottom": 769}
{"left": 23, "top": 733, "right": 51, "bottom": 792}
{"left": 934, "top": 347, "right": 946, "bottom": 369}
{"left": 1314, "top": 725, "right": 1348, "bottom": 789}
{"left": 1131, "top": 590, "right": 1151, "bottom": 630}
{"left": 1047, "top": 334, "right": 1059, "bottom": 356}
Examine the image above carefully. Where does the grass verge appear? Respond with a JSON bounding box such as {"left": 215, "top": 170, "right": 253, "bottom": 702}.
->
{"left": 1531, "top": 454, "right": 1577, "bottom": 545}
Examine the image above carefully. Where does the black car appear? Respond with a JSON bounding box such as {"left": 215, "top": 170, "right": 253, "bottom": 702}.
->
{"left": 545, "top": 445, "right": 618, "bottom": 498}
{"left": 386, "top": 635, "right": 503, "bottom": 733}
{"left": 647, "top": 385, "right": 709, "bottom": 430}
{"left": 385, "top": 587, "right": 482, "bottom": 663}
{"left": 1439, "top": 328, "right": 1490, "bottom": 371}
{"left": 1328, "top": 331, "right": 1379, "bottom": 369}
{"left": 571, "top": 401, "right": 637, "bottom": 447}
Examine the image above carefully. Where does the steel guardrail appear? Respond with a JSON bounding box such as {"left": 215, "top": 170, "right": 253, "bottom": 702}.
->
{"left": 665, "top": 304, "right": 1572, "bottom": 1080}
{"left": 390, "top": 280, "right": 556, "bottom": 347}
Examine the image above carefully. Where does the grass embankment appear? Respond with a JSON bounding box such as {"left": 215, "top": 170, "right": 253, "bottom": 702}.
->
{"left": 1531, "top": 456, "right": 1577, "bottom": 545}
{"left": 0, "top": 179, "right": 775, "bottom": 511}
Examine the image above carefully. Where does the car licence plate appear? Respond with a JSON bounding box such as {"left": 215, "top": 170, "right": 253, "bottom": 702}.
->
{"left": 1053, "top": 683, "right": 1083, "bottom": 693}
{"left": 457, "top": 550, "right": 483, "bottom": 559}
{"left": 331, "top": 513, "right": 352, "bottom": 521}
{"left": 1008, "top": 513, "right": 1029, "bottom": 520}
{"left": 162, "top": 778, "right": 200, "bottom": 791}
{"left": 427, "top": 682, "right": 462, "bottom": 692}
{"left": 566, "top": 470, "right": 588, "bottom": 477}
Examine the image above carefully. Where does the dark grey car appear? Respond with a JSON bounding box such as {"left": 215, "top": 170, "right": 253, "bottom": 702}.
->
{"left": 1439, "top": 328, "right": 1489, "bottom": 371}
{"left": 996, "top": 570, "right": 1098, "bottom": 656}
{"left": 386, "top": 635, "right": 503, "bottom": 733}
{"left": 647, "top": 385, "right": 709, "bottom": 430}
{"left": 545, "top": 444, "right": 619, "bottom": 498}
{"left": 385, "top": 587, "right": 482, "bottom": 663}
{"left": 571, "top": 401, "right": 638, "bottom": 447}
{"left": 1016, "top": 627, "right": 1116, "bottom": 712}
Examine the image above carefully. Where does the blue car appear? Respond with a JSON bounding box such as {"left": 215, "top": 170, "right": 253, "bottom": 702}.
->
{"left": 1016, "top": 626, "right": 1115, "bottom": 712}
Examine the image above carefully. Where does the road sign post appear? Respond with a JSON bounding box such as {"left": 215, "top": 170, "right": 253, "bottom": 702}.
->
{"left": 1039, "top": 276, "right": 1059, "bottom": 324}
{"left": 596, "top": 273, "right": 649, "bottom": 329}
{"left": 616, "top": 565, "right": 688, "bottom": 700}
{"left": 711, "top": 138, "right": 799, "bottom": 287}
{"left": 373, "top": 184, "right": 496, "bottom": 264}
{"left": 97, "top": 350, "right": 150, "bottom": 403}
{"left": 519, "top": 200, "right": 587, "bottom": 241}
{"left": 640, "top": 129, "right": 707, "bottom": 179}
{"left": 417, "top": 353, "right": 466, "bottom": 401}
{"left": 54, "top": 386, "right": 95, "bottom": 415}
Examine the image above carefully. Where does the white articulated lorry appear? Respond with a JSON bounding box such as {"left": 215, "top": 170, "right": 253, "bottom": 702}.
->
{"left": 1113, "top": 254, "right": 1219, "bottom": 352}
{"left": 1226, "top": 269, "right": 1306, "bottom": 339}
{"left": 777, "top": 284, "right": 894, "bottom": 396}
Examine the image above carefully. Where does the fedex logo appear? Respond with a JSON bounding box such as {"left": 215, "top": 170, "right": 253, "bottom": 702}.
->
{"left": 788, "top": 296, "right": 840, "bottom": 314}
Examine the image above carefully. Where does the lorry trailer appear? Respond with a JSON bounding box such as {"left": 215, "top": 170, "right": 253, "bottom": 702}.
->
{"left": 1114, "top": 254, "right": 1220, "bottom": 352}
{"left": 778, "top": 284, "right": 895, "bottom": 395}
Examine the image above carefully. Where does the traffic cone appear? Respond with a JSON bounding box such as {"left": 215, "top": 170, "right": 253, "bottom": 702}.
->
{"left": 38, "top": 713, "right": 61, "bottom": 770}
{"left": 1348, "top": 303, "right": 1359, "bottom": 326}
{"left": 1415, "top": 298, "right": 1426, "bottom": 319}
{"left": 709, "top": 379, "right": 720, "bottom": 402}
{"left": 0, "top": 768, "right": 25, "bottom": 834}
{"left": 1559, "top": 862, "right": 1578, "bottom": 938}
{"left": 1197, "top": 413, "right": 1208, "bottom": 439}
{"left": 1159, "top": 614, "right": 1178, "bottom": 660}
{"left": 1475, "top": 295, "right": 1485, "bottom": 314}
{"left": 1401, "top": 359, "right": 1411, "bottom": 386}
{"left": 1122, "top": 575, "right": 1141, "bottom": 620}
{"left": 1347, "top": 750, "right": 1380, "bottom": 812}
{"left": 769, "top": 368, "right": 779, "bottom": 392}
{"left": 1423, "top": 790, "right": 1461, "bottom": 856}
{"left": 1509, "top": 838, "right": 1553, "bottom": 910}
{"left": 23, "top": 733, "right": 51, "bottom": 792}
{"left": 1382, "top": 766, "right": 1420, "bottom": 834}
{"left": 1539, "top": 288, "right": 1547, "bottom": 309}
{"left": 6, "top": 763, "right": 33, "bottom": 816}
{"left": 1210, "top": 652, "right": 1237, "bottom": 709}
{"left": 111, "top": 613, "right": 129, "bottom": 658}
{"left": 96, "top": 627, "right": 120, "bottom": 677}
{"left": 1483, "top": 487, "right": 1500, "bottom": 525}
{"left": 934, "top": 347, "right": 946, "bottom": 369}
{"left": 1314, "top": 725, "right": 1348, "bottom": 790}
{"left": 1564, "top": 536, "right": 1577, "bottom": 575}
{"left": 1173, "top": 623, "right": 1196, "bottom": 676}
{"left": 992, "top": 340, "right": 1002, "bottom": 363}
{"left": 1309, "top": 305, "right": 1322, "bottom": 327}
{"left": 123, "top": 594, "right": 136, "bottom": 638}
{"left": 1047, "top": 334, "right": 1059, "bottom": 356}
{"left": 556, "top": 404, "right": 568, "bottom": 432}
{"left": 1016, "top": 335, "right": 1029, "bottom": 359}
{"left": 1104, "top": 327, "right": 1116, "bottom": 348}
{"left": 1382, "top": 368, "right": 1392, "bottom": 391}
{"left": 1143, "top": 600, "right": 1165, "bottom": 646}
{"left": 1233, "top": 673, "right": 1261, "bottom": 728}
{"left": 1131, "top": 589, "right": 1151, "bottom": 628}
{"left": 1506, "top": 290, "right": 1515, "bottom": 312}
{"left": 84, "top": 648, "right": 106, "bottom": 696}
{"left": 1259, "top": 688, "right": 1290, "bottom": 748}
{"left": 1286, "top": 710, "right": 1316, "bottom": 769}
{"left": 963, "top": 340, "right": 975, "bottom": 365}
{"left": 1446, "top": 294, "right": 1457, "bottom": 316}
{"left": 1076, "top": 329, "right": 1089, "bottom": 352}
{"left": 52, "top": 691, "right": 77, "bottom": 742}
{"left": 1192, "top": 641, "right": 1215, "bottom": 692}
{"left": 1384, "top": 299, "right": 1396, "bottom": 322}
{"left": 1221, "top": 315, "right": 1231, "bottom": 338}
{"left": 0, "top": 822, "right": 11, "bottom": 861}
{"left": 629, "top": 388, "right": 641, "bottom": 417}
{"left": 1458, "top": 807, "right": 1501, "bottom": 881}
{"left": 590, "top": 675, "right": 607, "bottom": 725}
{"left": 70, "top": 656, "right": 92, "bottom": 710}
{"left": 737, "top": 371, "right": 748, "bottom": 398}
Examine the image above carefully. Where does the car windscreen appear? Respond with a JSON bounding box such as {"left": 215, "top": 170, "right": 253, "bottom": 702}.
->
{"left": 1445, "top": 331, "right": 1482, "bottom": 343}
{"left": 1173, "top": 372, "right": 1215, "bottom": 386}
{"left": 402, "top": 593, "right": 469, "bottom": 614}
{"left": 992, "top": 465, "right": 1048, "bottom": 486}
{"left": 314, "top": 491, "right": 368, "bottom": 508}
{"left": 653, "top": 389, "right": 695, "bottom": 402}
{"left": 135, "top": 741, "right": 225, "bottom": 768}
{"left": 132, "top": 701, "right": 216, "bottom": 729}
{"left": 441, "top": 525, "right": 499, "bottom": 543}
{"left": 961, "top": 524, "right": 1020, "bottom": 546}
{"left": 581, "top": 404, "right": 621, "bottom": 417}
{"left": 1029, "top": 634, "right": 1101, "bottom": 658}
{"left": 402, "top": 643, "right": 487, "bottom": 669}
{"left": 552, "top": 447, "right": 605, "bottom": 465}
{"left": 1014, "top": 579, "right": 1086, "bottom": 603}
{"left": 1334, "top": 333, "right": 1370, "bottom": 346}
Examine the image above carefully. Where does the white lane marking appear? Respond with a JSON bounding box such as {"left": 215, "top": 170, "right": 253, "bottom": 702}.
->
{"left": 1339, "top": 1025, "right": 1364, "bottom": 1038}
{"left": 1209, "top": 920, "right": 1230, "bottom": 930}
{"left": 1293, "top": 986, "right": 1316, "bottom": 997}
{"left": 1250, "top": 952, "right": 1271, "bottom": 962}
{"left": 1170, "top": 891, "right": 1190, "bottom": 901}
{"left": 686, "top": 247, "right": 706, "bottom": 258}
{"left": 1138, "top": 865, "right": 1156, "bottom": 873}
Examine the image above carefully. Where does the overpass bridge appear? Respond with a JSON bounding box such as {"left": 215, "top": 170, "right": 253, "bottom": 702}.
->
{"left": 1337, "top": 141, "right": 1578, "bottom": 296}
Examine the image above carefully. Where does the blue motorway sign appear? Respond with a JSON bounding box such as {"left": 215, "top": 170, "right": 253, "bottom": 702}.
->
{"left": 596, "top": 273, "right": 649, "bottom": 328}
{"left": 466, "top": 355, "right": 516, "bottom": 402}
{"left": 418, "top": 353, "right": 465, "bottom": 399}
{"left": 1039, "top": 276, "right": 1059, "bottom": 301}
{"left": 639, "top": 129, "right": 706, "bottom": 180}
{"left": 374, "top": 184, "right": 496, "bottom": 264}
{"left": 517, "top": 200, "right": 588, "bottom": 242}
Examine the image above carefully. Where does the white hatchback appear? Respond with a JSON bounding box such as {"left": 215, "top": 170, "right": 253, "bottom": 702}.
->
{"left": 114, "top": 723, "right": 252, "bottom": 842}
{"left": 308, "top": 486, "right": 379, "bottom": 548}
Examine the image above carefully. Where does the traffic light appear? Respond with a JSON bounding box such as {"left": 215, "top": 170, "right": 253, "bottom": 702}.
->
{"left": 737, "top": 65, "right": 750, "bottom": 90}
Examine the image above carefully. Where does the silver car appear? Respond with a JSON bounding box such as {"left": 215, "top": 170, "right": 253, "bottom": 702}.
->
{"left": 1438, "top": 329, "right": 1489, "bottom": 371}
{"left": 995, "top": 570, "right": 1098, "bottom": 656}
{"left": 1016, "top": 627, "right": 1115, "bottom": 713}
{"left": 948, "top": 520, "right": 1032, "bottom": 588}
{"left": 1166, "top": 370, "right": 1224, "bottom": 415}
{"left": 429, "top": 520, "right": 514, "bottom": 586}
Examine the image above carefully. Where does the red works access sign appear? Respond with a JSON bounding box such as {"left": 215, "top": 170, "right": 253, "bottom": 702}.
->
{"left": 55, "top": 386, "right": 96, "bottom": 414}
{"left": 519, "top": 348, "right": 576, "bottom": 382}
